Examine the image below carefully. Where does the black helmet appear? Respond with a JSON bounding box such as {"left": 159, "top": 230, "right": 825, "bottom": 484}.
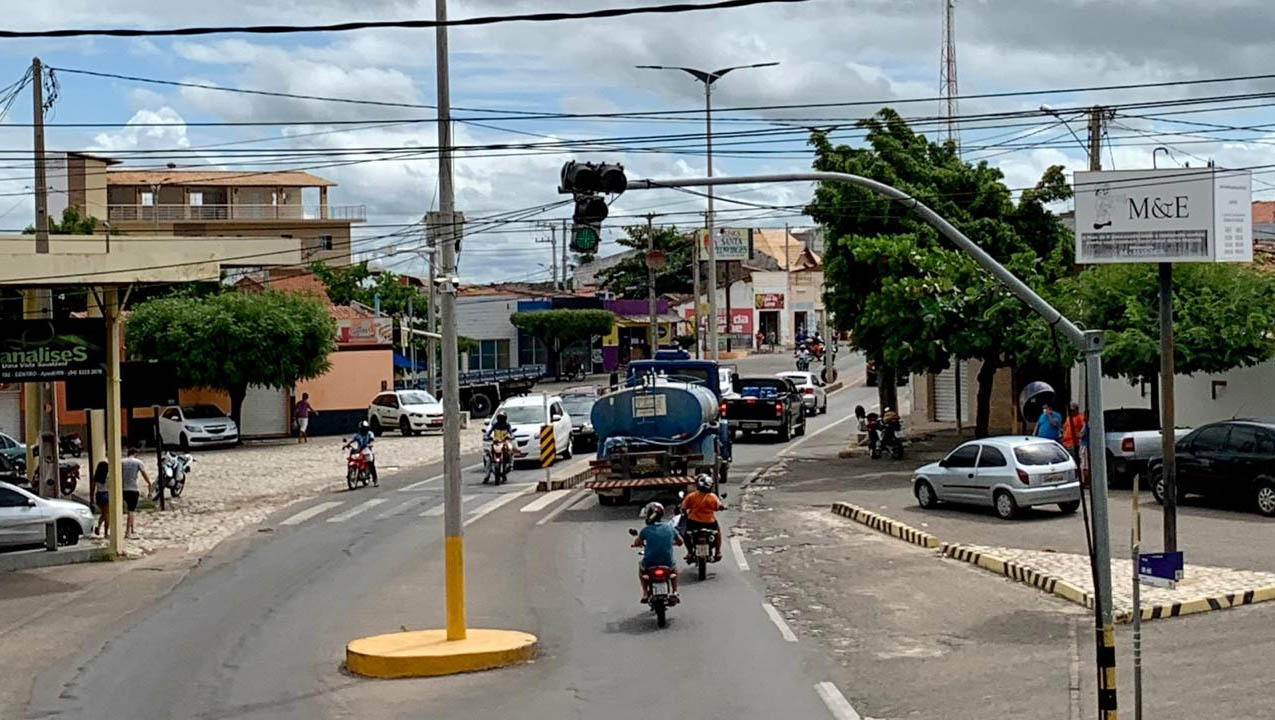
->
{"left": 641, "top": 501, "right": 665, "bottom": 525}
{"left": 695, "top": 473, "right": 714, "bottom": 493}
{"left": 496, "top": 410, "right": 507, "bottom": 421}
{"left": 358, "top": 420, "right": 371, "bottom": 433}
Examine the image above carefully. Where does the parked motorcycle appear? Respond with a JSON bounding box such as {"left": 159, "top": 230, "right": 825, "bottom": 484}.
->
{"left": 22, "top": 456, "right": 80, "bottom": 498}
{"left": 59, "top": 434, "right": 83, "bottom": 458}
{"left": 485, "top": 429, "right": 513, "bottom": 486}
{"left": 152, "top": 452, "right": 193, "bottom": 500}
{"left": 629, "top": 527, "right": 678, "bottom": 628}
{"left": 855, "top": 405, "right": 904, "bottom": 460}
{"left": 344, "top": 442, "right": 375, "bottom": 490}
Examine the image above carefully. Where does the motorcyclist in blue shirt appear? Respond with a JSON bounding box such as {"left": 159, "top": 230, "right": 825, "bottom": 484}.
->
{"left": 350, "top": 419, "right": 378, "bottom": 486}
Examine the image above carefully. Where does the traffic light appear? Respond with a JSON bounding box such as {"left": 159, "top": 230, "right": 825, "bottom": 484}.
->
{"left": 559, "top": 161, "right": 627, "bottom": 195}
{"left": 570, "top": 194, "right": 609, "bottom": 253}
{"left": 570, "top": 225, "right": 601, "bottom": 254}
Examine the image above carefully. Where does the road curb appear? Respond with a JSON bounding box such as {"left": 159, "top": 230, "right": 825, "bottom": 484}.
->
{"left": 536, "top": 458, "right": 594, "bottom": 492}
{"left": 939, "top": 542, "right": 1095, "bottom": 610}
{"left": 830, "top": 501, "right": 940, "bottom": 549}
{"left": 0, "top": 544, "right": 108, "bottom": 572}
{"left": 1131, "top": 584, "right": 1275, "bottom": 622}
{"left": 346, "top": 628, "right": 538, "bottom": 678}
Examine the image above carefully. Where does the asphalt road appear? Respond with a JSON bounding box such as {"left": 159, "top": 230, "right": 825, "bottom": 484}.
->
{"left": 25, "top": 352, "right": 867, "bottom": 720}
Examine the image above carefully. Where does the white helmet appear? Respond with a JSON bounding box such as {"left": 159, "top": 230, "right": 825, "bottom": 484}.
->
{"left": 640, "top": 501, "right": 665, "bottom": 525}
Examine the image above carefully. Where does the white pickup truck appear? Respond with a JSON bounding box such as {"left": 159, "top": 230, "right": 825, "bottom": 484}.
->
{"left": 1104, "top": 408, "right": 1192, "bottom": 485}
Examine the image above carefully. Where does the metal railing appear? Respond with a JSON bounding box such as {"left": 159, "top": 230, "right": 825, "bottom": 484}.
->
{"left": 107, "top": 204, "right": 367, "bottom": 222}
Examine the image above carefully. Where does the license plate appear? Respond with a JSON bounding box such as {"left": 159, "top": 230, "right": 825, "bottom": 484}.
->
{"left": 696, "top": 543, "right": 709, "bottom": 556}
{"left": 1045, "top": 473, "right": 1064, "bottom": 484}
{"left": 741, "top": 422, "right": 760, "bottom": 429}
{"left": 650, "top": 581, "right": 670, "bottom": 596}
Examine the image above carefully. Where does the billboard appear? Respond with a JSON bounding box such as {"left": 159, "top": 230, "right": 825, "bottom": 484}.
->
{"left": 337, "top": 317, "right": 394, "bottom": 346}
{"left": 754, "top": 293, "right": 785, "bottom": 310}
{"left": 0, "top": 319, "right": 106, "bottom": 382}
{"left": 1074, "top": 168, "right": 1252, "bottom": 264}
{"left": 697, "top": 227, "right": 752, "bottom": 261}
{"left": 65, "top": 360, "right": 180, "bottom": 411}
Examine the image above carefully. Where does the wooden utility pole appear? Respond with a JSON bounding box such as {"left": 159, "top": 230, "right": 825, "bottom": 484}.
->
{"left": 646, "top": 214, "right": 657, "bottom": 351}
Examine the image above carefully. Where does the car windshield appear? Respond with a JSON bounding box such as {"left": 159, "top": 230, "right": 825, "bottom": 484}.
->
{"left": 182, "top": 405, "right": 227, "bottom": 420}
{"left": 398, "top": 391, "right": 437, "bottom": 406}
{"left": 779, "top": 373, "right": 810, "bottom": 385}
{"left": 501, "top": 406, "right": 544, "bottom": 425}
{"left": 562, "top": 396, "right": 595, "bottom": 418}
{"left": 1014, "top": 443, "right": 1071, "bottom": 465}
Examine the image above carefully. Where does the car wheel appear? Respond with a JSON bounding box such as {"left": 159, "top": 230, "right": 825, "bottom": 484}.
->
{"left": 915, "top": 480, "right": 938, "bottom": 509}
{"left": 369, "top": 417, "right": 382, "bottom": 436}
{"left": 1150, "top": 466, "right": 1167, "bottom": 506}
{"left": 562, "top": 440, "right": 573, "bottom": 460}
{"left": 1254, "top": 478, "right": 1275, "bottom": 517}
{"left": 56, "top": 519, "right": 80, "bottom": 547}
{"left": 400, "top": 416, "right": 413, "bottom": 436}
{"left": 469, "top": 392, "right": 494, "bottom": 419}
{"left": 820, "top": 401, "right": 828, "bottom": 415}
{"left": 994, "top": 490, "right": 1019, "bottom": 520}
{"left": 796, "top": 416, "right": 807, "bottom": 436}
{"left": 779, "top": 417, "right": 792, "bottom": 441}
{"left": 179, "top": 433, "right": 190, "bottom": 452}
{"left": 1105, "top": 451, "right": 1128, "bottom": 487}
{"left": 1058, "top": 500, "right": 1080, "bottom": 514}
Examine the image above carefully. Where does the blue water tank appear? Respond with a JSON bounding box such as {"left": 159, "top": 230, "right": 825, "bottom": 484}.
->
{"left": 591, "top": 383, "right": 718, "bottom": 442}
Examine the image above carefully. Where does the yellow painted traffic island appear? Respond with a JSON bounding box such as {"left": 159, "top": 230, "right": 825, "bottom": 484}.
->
{"left": 346, "top": 629, "right": 538, "bottom": 679}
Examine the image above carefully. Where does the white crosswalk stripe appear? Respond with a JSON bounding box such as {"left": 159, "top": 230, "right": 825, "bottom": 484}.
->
{"left": 397, "top": 474, "right": 442, "bottom": 492}
{"left": 520, "top": 489, "right": 571, "bottom": 513}
{"left": 375, "top": 495, "right": 432, "bottom": 519}
{"left": 420, "top": 494, "right": 477, "bottom": 517}
{"left": 464, "top": 489, "right": 533, "bottom": 526}
{"left": 326, "top": 498, "right": 387, "bottom": 523}
{"left": 280, "top": 501, "right": 343, "bottom": 526}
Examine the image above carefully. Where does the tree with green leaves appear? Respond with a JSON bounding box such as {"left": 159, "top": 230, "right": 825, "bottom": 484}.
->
{"left": 1074, "top": 263, "right": 1275, "bottom": 412}
{"left": 808, "top": 108, "right": 1076, "bottom": 435}
{"left": 24, "top": 206, "right": 101, "bottom": 235}
{"left": 126, "top": 291, "right": 337, "bottom": 428}
{"left": 310, "top": 260, "right": 424, "bottom": 316}
{"left": 510, "top": 309, "right": 615, "bottom": 377}
{"left": 597, "top": 224, "right": 695, "bottom": 298}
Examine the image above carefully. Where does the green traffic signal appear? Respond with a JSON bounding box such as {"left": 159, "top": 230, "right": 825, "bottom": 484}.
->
{"left": 571, "top": 225, "right": 600, "bottom": 253}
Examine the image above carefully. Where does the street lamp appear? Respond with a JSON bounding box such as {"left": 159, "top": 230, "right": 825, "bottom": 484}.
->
{"left": 637, "top": 61, "right": 779, "bottom": 359}
{"left": 1039, "top": 104, "right": 1089, "bottom": 157}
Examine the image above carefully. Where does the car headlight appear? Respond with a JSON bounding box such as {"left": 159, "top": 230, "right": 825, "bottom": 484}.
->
{"left": 76, "top": 506, "right": 92, "bottom": 516}
{"left": 185, "top": 425, "right": 199, "bottom": 432}
{"left": 410, "top": 413, "right": 424, "bottom": 418}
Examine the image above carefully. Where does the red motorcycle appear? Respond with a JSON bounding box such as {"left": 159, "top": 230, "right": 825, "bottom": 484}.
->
{"left": 344, "top": 442, "right": 374, "bottom": 490}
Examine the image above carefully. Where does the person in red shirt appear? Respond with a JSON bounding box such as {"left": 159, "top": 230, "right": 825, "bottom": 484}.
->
{"left": 680, "top": 474, "right": 726, "bottom": 562}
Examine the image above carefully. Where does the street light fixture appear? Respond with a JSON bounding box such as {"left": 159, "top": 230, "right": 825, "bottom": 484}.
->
{"left": 637, "top": 61, "right": 779, "bottom": 359}
{"left": 1039, "top": 104, "right": 1090, "bottom": 157}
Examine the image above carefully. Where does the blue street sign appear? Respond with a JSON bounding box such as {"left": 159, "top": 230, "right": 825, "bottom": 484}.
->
{"left": 1139, "top": 551, "right": 1184, "bottom": 582}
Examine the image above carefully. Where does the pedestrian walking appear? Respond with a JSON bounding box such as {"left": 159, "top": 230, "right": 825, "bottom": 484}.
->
{"left": 295, "top": 392, "right": 317, "bottom": 443}
{"left": 90, "top": 461, "right": 109, "bottom": 537}
{"left": 1035, "top": 403, "right": 1063, "bottom": 441}
{"left": 121, "top": 447, "right": 152, "bottom": 539}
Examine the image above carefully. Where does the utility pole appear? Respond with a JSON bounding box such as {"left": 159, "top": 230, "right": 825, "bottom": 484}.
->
{"left": 561, "top": 219, "right": 568, "bottom": 291}
{"left": 1086, "top": 104, "right": 1121, "bottom": 720}
{"left": 693, "top": 215, "right": 702, "bottom": 358}
{"left": 29, "top": 56, "right": 58, "bottom": 500}
{"left": 408, "top": 294, "right": 417, "bottom": 386}
{"left": 426, "top": 245, "right": 439, "bottom": 397}
{"left": 435, "top": 0, "right": 465, "bottom": 642}
{"left": 646, "top": 214, "right": 657, "bottom": 351}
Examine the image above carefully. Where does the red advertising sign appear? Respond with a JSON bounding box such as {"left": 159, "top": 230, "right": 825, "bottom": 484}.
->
{"left": 754, "top": 293, "right": 785, "bottom": 310}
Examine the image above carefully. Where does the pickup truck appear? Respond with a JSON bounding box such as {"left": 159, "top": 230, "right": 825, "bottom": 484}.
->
{"left": 723, "top": 377, "right": 806, "bottom": 441}
{"left": 1104, "top": 408, "right": 1191, "bottom": 484}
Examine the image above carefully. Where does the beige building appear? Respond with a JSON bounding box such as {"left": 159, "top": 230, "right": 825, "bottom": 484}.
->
{"left": 49, "top": 153, "right": 364, "bottom": 265}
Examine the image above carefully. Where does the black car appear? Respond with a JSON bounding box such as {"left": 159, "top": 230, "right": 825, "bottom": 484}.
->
{"left": 561, "top": 389, "right": 600, "bottom": 453}
{"left": 1149, "top": 420, "right": 1275, "bottom": 517}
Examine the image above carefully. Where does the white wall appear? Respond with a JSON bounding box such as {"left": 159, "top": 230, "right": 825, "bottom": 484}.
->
{"left": 751, "top": 271, "right": 790, "bottom": 344}
{"left": 1081, "top": 360, "right": 1275, "bottom": 428}
{"left": 456, "top": 294, "right": 521, "bottom": 364}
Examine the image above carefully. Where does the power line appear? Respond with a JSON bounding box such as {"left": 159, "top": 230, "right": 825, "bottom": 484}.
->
{"left": 0, "top": 0, "right": 809, "bottom": 38}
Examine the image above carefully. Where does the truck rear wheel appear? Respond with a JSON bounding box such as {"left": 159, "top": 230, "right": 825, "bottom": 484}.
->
{"left": 469, "top": 392, "right": 494, "bottom": 418}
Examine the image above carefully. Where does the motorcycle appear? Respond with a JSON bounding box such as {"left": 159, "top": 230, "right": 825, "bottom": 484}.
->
{"left": 22, "top": 455, "right": 80, "bottom": 498}
{"left": 344, "top": 442, "right": 375, "bottom": 490}
{"left": 855, "top": 405, "right": 904, "bottom": 460}
{"left": 59, "top": 434, "right": 83, "bottom": 458}
{"left": 686, "top": 525, "right": 720, "bottom": 581}
{"left": 795, "top": 348, "right": 813, "bottom": 372}
{"left": 152, "top": 452, "right": 193, "bottom": 500}
{"left": 485, "top": 429, "right": 513, "bottom": 485}
{"left": 629, "top": 527, "right": 678, "bottom": 628}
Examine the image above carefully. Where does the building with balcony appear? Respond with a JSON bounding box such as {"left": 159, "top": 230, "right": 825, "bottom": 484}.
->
{"left": 48, "top": 152, "right": 365, "bottom": 265}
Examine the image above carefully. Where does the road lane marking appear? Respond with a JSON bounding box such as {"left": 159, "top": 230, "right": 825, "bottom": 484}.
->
{"left": 814, "top": 682, "right": 862, "bottom": 720}
{"left": 730, "top": 537, "right": 750, "bottom": 571}
{"left": 420, "top": 494, "right": 477, "bottom": 517}
{"left": 375, "top": 496, "right": 431, "bottom": 519}
{"left": 779, "top": 411, "right": 859, "bottom": 457}
{"left": 398, "top": 463, "right": 483, "bottom": 492}
{"left": 521, "top": 489, "right": 571, "bottom": 513}
{"left": 535, "top": 489, "right": 589, "bottom": 526}
{"left": 464, "top": 488, "right": 533, "bottom": 526}
{"left": 280, "top": 501, "right": 343, "bottom": 526}
{"left": 326, "top": 498, "right": 387, "bottom": 523}
{"left": 762, "top": 602, "right": 798, "bottom": 642}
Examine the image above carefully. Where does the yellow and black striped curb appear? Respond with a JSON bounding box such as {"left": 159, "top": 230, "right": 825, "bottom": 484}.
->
{"left": 1129, "top": 585, "right": 1275, "bottom": 622}
{"left": 939, "top": 543, "right": 1095, "bottom": 609}
{"left": 830, "top": 501, "right": 940, "bottom": 549}
{"left": 538, "top": 425, "right": 556, "bottom": 468}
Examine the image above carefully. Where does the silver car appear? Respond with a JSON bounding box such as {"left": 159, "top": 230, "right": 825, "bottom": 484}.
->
{"left": 912, "top": 436, "right": 1081, "bottom": 519}
{"left": 776, "top": 371, "right": 827, "bottom": 415}
{"left": 0, "top": 480, "right": 94, "bottom": 548}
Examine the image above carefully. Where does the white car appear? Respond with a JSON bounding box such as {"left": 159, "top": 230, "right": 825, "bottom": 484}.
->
{"left": 912, "top": 436, "right": 1081, "bottom": 520}
{"left": 0, "top": 480, "right": 94, "bottom": 548}
{"left": 776, "top": 371, "right": 827, "bottom": 415}
{"left": 368, "top": 390, "right": 444, "bottom": 436}
{"left": 484, "top": 394, "right": 573, "bottom": 465}
{"left": 159, "top": 404, "right": 239, "bottom": 450}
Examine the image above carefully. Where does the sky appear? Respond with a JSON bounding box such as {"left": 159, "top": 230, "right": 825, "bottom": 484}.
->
{"left": 3, "top": 0, "right": 1275, "bottom": 284}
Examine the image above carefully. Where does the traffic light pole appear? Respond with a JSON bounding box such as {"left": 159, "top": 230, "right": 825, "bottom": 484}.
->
{"left": 626, "top": 170, "right": 1118, "bottom": 720}
{"left": 704, "top": 82, "right": 719, "bottom": 361}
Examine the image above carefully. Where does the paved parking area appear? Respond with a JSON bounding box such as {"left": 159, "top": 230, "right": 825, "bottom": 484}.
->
{"left": 833, "top": 429, "right": 1275, "bottom": 573}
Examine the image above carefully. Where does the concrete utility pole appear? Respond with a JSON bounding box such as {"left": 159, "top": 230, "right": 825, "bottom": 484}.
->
{"left": 647, "top": 214, "right": 657, "bottom": 350}
{"left": 561, "top": 220, "right": 568, "bottom": 291}
{"left": 29, "top": 56, "right": 59, "bottom": 500}
{"left": 435, "top": 0, "right": 466, "bottom": 642}
{"left": 693, "top": 214, "right": 703, "bottom": 358}
{"left": 625, "top": 170, "right": 1119, "bottom": 720}
{"left": 427, "top": 245, "right": 439, "bottom": 396}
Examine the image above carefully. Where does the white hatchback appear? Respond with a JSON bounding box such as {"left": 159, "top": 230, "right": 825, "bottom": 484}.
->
{"left": 368, "top": 390, "right": 445, "bottom": 436}
{"left": 158, "top": 404, "right": 239, "bottom": 450}
{"left": 912, "top": 436, "right": 1081, "bottom": 519}
{"left": 0, "top": 480, "right": 94, "bottom": 548}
